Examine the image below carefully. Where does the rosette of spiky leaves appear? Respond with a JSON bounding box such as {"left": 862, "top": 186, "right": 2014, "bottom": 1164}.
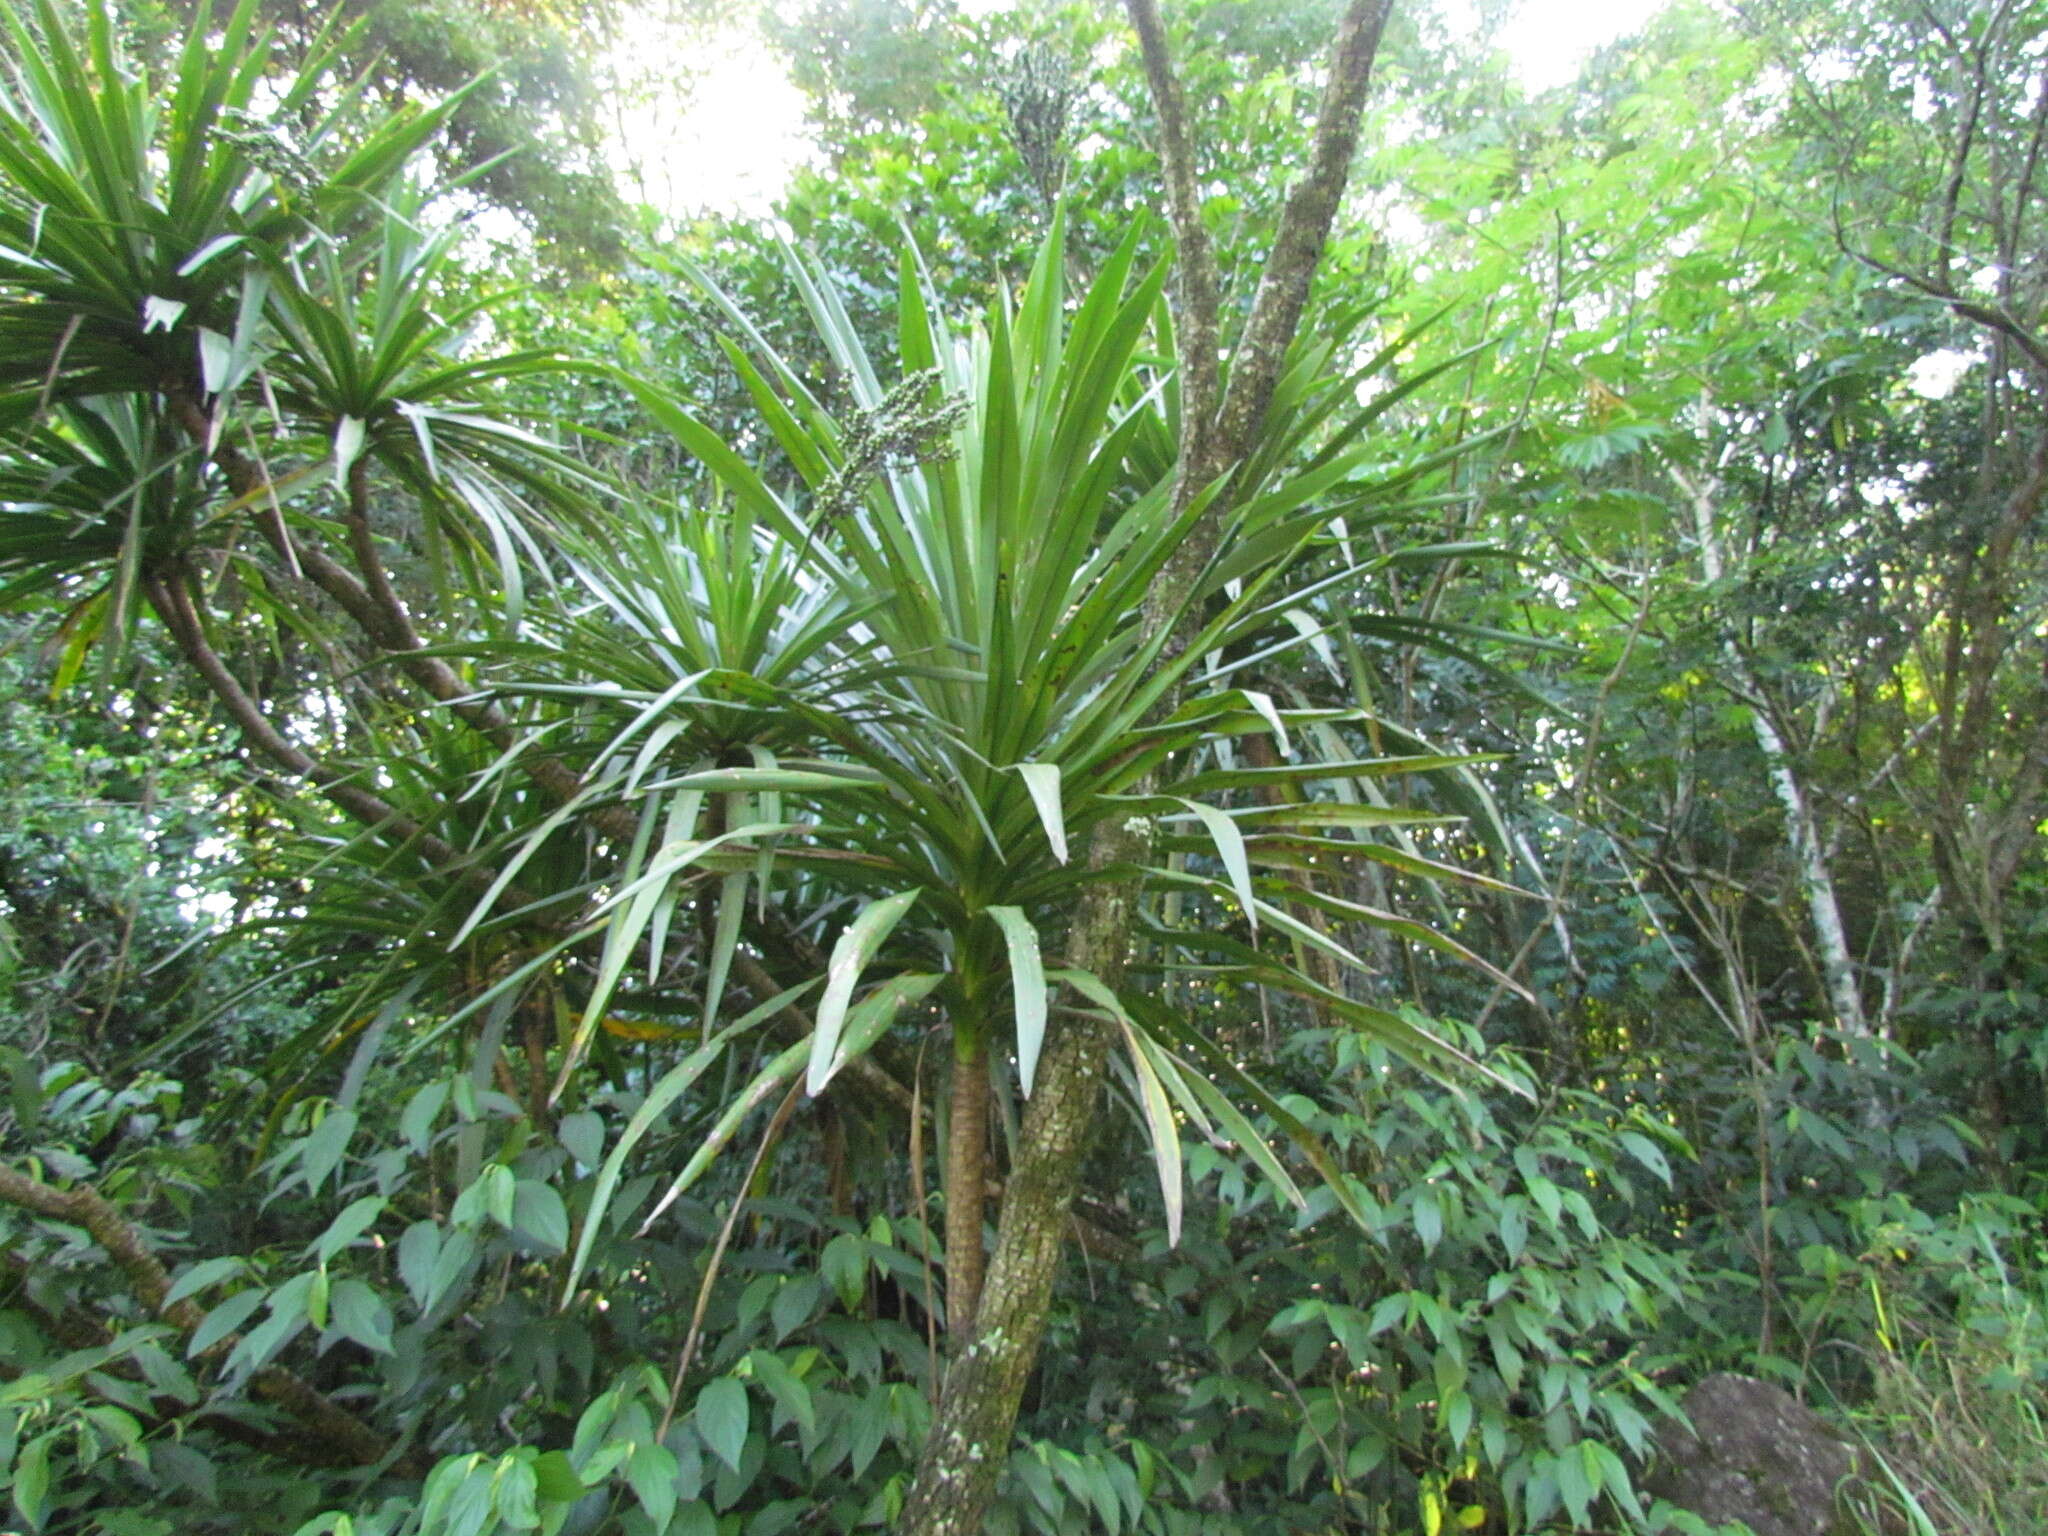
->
{"left": 490, "top": 490, "right": 895, "bottom": 764}
{"left": 253, "top": 180, "right": 603, "bottom": 619}
{"left": 166, "top": 705, "right": 627, "bottom": 1144}
{"left": 0, "top": 397, "right": 215, "bottom": 670}
{"left": 0, "top": 0, "right": 455, "bottom": 400}
{"left": 0, "top": 0, "right": 598, "bottom": 665}
{"left": 500, "top": 218, "right": 1519, "bottom": 1281}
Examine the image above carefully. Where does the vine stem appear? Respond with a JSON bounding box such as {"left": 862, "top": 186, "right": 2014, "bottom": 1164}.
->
{"left": 657, "top": 1076, "right": 806, "bottom": 1440}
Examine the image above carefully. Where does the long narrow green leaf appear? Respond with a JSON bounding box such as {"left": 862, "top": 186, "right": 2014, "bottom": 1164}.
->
{"left": 550, "top": 821, "right": 805, "bottom": 1098}
{"left": 1132, "top": 996, "right": 1371, "bottom": 1229}
{"left": 1175, "top": 797, "right": 1258, "bottom": 932}
{"left": 983, "top": 906, "right": 1048, "bottom": 1095}
{"left": 806, "top": 890, "right": 922, "bottom": 1095}
{"left": 1172, "top": 754, "right": 1495, "bottom": 797}
{"left": 641, "top": 972, "right": 940, "bottom": 1236}
{"left": 812, "top": 971, "right": 942, "bottom": 1098}
{"left": 703, "top": 872, "right": 749, "bottom": 1030}
{"left": 1053, "top": 967, "right": 1307, "bottom": 1218}
{"left": 1116, "top": 1015, "right": 1183, "bottom": 1245}
{"left": 1007, "top": 762, "right": 1068, "bottom": 864}
{"left": 557, "top": 981, "right": 817, "bottom": 1305}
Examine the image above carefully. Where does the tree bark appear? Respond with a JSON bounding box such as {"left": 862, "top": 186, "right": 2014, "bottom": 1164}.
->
{"left": 943, "top": 1037, "right": 991, "bottom": 1340}
{"left": 897, "top": 839, "right": 1140, "bottom": 1531}
{"left": 896, "top": 2, "right": 1396, "bottom": 1527}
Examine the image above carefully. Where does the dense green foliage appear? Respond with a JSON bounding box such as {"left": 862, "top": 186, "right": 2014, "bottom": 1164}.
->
{"left": 2, "top": 0, "right": 2044, "bottom": 1533}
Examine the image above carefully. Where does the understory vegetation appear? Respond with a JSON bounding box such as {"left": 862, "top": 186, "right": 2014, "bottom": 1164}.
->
{"left": 1, "top": 0, "right": 2044, "bottom": 1532}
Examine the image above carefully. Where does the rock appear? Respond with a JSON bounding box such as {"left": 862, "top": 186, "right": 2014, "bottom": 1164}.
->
{"left": 1645, "top": 1373, "right": 1859, "bottom": 1536}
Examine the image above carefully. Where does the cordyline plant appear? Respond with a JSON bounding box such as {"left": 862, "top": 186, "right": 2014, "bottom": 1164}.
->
{"left": 0, "top": 0, "right": 613, "bottom": 1489}
{"left": 489, "top": 1, "right": 1509, "bottom": 1528}
{"left": 881, "top": 1, "right": 1464, "bottom": 1526}
{"left": 463, "top": 207, "right": 1512, "bottom": 1326}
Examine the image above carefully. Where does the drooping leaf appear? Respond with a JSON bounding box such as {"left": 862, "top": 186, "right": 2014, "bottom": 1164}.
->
{"left": 806, "top": 889, "right": 921, "bottom": 1096}
{"left": 984, "top": 905, "right": 1048, "bottom": 1094}
{"left": 560, "top": 981, "right": 816, "bottom": 1302}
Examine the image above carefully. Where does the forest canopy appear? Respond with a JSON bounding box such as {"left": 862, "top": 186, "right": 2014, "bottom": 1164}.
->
{"left": 1, "top": 1, "right": 2044, "bottom": 1534}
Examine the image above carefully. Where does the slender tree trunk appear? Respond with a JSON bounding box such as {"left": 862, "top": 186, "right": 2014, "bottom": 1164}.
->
{"left": 943, "top": 1038, "right": 991, "bottom": 1340}
{"left": 1673, "top": 461, "right": 1870, "bottom": 1038}
{"left": 897, "top": 2, "right": 1396, "bottom": 1527}
{"left": 898, "top": 844, "right": 1140, "bottom": 1531}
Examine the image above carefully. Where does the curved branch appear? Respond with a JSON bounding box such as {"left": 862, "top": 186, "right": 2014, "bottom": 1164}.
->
{"left": 142, "top": 571, "right": 464, "bottom": 870}
{"left": 0, "top": 1161, "right": 412, "bottom": 1471}
{"left": 1124, "top": 0, "right": 1222, "bottom": 493}
{"left": 1125, "top": 0, "right": 1398, "bottom": 541}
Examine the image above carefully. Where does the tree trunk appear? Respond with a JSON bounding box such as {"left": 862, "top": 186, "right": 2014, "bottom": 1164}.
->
{"left": 1675, "top": 460, "right": 1870, "bottom": 1038}
{"left": 896, "top": 3, "right": 1397, "bottom": 1528}
{"left": 898, "top": 850, "right": 1139, "bottom": 1531}
{"left": 943, "top": 1037, "right": 991, "bottom": 1340}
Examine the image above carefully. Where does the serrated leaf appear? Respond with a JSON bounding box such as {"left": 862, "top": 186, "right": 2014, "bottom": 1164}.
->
{"left": 627, "top": 1441, "right": 678, "bottom": 1530}
{"left": 423, "top": 1228, "right": 476, "bottom": 1317}
{"left": 227, "top": 1305, "right": 303, "bottom": 1377}
{"left": 1617, "top": 1130, "right": 1671, "bottom": 1184}
{"left": 532, "top": 1449, "right": 585, "bottom": 1502}
{"left": 13, "top": 1432, "right": 49, "bottom": 1528}
{"left": 1500, "top": 1199, "right": 1528, "bottom": 1263}
{"left": 821, "top": 1232, "right": 867, "bottom": 1314}
{"left": 299, "top": 1108, "right": 356, "bottom": 1195}
{"left": 400, "top": 1081, "right": 449, "bottom": 1155}
{"left": 187, "top": 1289, "right": 264, "bottom": 1357}
{"left": 1413, "top": 1188, "right": 1443, "bottom": 1250}
{"left": 164, "top": 1255, "right": 244, "bottom": 1307}
{"left": 329, "top": 1279, "right": 393, "bottom": 1355}
{"left": 558, "top": 1110, "right": 603, "bottom": 1168}
{"left": 771, "top": 1275, "right": 820, "bottom": 1341}
{"left": 313, "top": 1196, "right": 385, "bottom": 1264}
{"left": 512, "top": 1180, "right": 569, "bottom": 1254}
{"left": 495, "top": 1455, "right": 540, "bottom": 1529}
{"left": 397, "top": 1221, "right": 441, "bottom": 1312}
{"left": 1556, "top": 1444, "right": 1594, "bottom": 1528}
{"left": 444, "top": 1461, "right": 497, "bottom": 1536}
{"left": 746, "top": 1349, "right": 814, "bottom": 1437}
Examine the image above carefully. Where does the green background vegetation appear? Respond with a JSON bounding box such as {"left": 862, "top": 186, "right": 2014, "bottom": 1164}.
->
{"left": 2, "top": 0, "right": 2045, "bottom": 1532}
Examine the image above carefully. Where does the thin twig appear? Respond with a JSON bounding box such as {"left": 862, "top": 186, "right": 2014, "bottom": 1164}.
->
{"left": 658, "top": 1077, "right": 805, "bottom": 1440}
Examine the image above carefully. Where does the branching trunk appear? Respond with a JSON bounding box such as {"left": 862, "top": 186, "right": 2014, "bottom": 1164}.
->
{"left": 898, "top": 2, "right": 1396, "bottom": 1526}
{"left": 899, "top": 847, "right": 1140, "bottom": 1531}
